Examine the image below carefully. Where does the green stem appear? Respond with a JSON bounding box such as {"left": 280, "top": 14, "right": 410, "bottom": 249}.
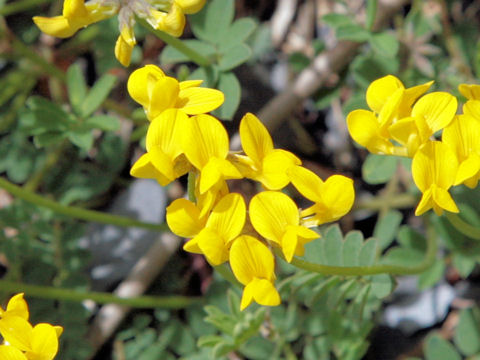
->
{"left": 284, "top": 217, "right": 437, "bottom": 276}
{"left": 353, "top": 193, "right": 416, "bottom": 212}
{"left": 0, "top": 280, "right": 200, "bottom": 308}
{"left": 445, "top": 212, "right": 480, "bottom": 240}
{"left": 136, "top": 18, "right": 211, "bottom": 67}
{"left": 0, "top": 177, "right": 168, "bottom": 232}
{"left": 0, "top": 0, "right": 54, "bottom": 16}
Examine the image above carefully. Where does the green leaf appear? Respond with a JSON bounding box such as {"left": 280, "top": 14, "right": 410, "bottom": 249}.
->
{"left": 336, "top": 24, "right": 371, "bottom": 42}
{"left": 323, "top": 225, "right": 343, "bottom": 266}
{"left": 374, "top": 210, "right": 403, "bottom": 250}
{"left": 452, "top": 253, "right": 476, "bottom": 278}
{"left": 418, "top": 260, "right": 445, "bottom": 290}
{"left": 188, "top": 65, "right": 219, "bottom": 88}
{"left": 289, "top": 52, "right": 311, "bottom": 73}
{"left": 33, "top": 132, "right": 66, "bottom": 148}
{"left": 211, "top": 72, "right": 241, "bottom": 120}
{"left": 314, "top": 86, "right": 341, "bottom": 110}
{"left": 219, "top": 18, "right": 257, "bottom": 50}
{"left": 425, "top": 334, "right": 461, "bottom": 360}
{"left": 80, "top": 74, "right": 117, "bottom": 117}
{"left": 362, "top": 154, "right": 398, "bottom": 184}
{"left": 203, "top": 305, "right": 236, "bottom": 336}
{"left": 67, "top": 128, "right": 94, "bottom": 151}
{"left": 85, "top": 115, "right": 120, "bottom": 131}
{"left": 370, "top": 32, "right": 399, "bottom": 58}
{"left": 218, "top": 43, "right": 252, "bottom": 71}
{"left": 382, "top": 248, "right": 423, "bottom": 267}
{"left": 160, "top": 40, "right": 216, "bottom": 65}
{"left": 370, "top": 274, "right": 395, "bottom": 299}
{"left": 240, "top": 337, "right": 276, "bottom": 360}
{"left": 358, "top": 238, "right": 378, "bottom": 266}
{"left": 190, "top": 0, "right": 235, "bottom": 44}
{"left": 23, "top": 96, "right": 71, "bottom": 134}
{"left": 322, "top": 13, "right": 354, "bottom": 29}
{"left": 342, "top": 231, "right": 363, "bottom": 266}
{"left": 351, "top": 54, "right": 400, "bottom": 88}
{"left": 212, "top": 340, "right": 236, "bottom": 358}
{"left": 454, "top": 308, "right": 480, "bottom": 356}
{"left": 365, "top": 0, "right": 377, "bottom": 30}
{"left": 397, "top": 225, "right": 426, "bottom": 251}
{"left": 66, "top": 63, "right": 87, "bottom": 115}
{"left": 197, "top": 335, "right": 224, "bottom": 348}
{"left": 227, "top": 289, "right": 241, "bottom": 318}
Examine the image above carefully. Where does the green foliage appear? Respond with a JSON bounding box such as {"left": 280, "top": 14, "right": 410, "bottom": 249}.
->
{"left": 161, "top": 0, "right": 257, "bottom": 119}
{"left": 20, "top": 63, "right": 119, "bottom": 152}
{"left": 362, "top": 154, "right": 398, "bottom": 184}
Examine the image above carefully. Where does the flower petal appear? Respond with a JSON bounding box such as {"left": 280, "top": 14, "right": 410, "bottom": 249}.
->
{"left": 249, "top": 191, "right": 299, "bottom": 244}
{"left": 166, "top": 198, "right": 204, "bottom": 238}
{"left": 260, "top": 150, "right": 301, "bottom": 190}
{"left": 230, "top": 235, "right": 275, "bottom": 285}
{"left": 114, "top": 34, "right": 133, "bottom": 67}
{"left": 346, "top": 109, "right": 394, "bottom": 154}
{"left": 459, "top": 84, "right": 480, "bottom": 100}
{"left": 32, "top": 16, "right": 79, "bottom": 38}
{"left": 432, "top": 186, "right": 459, "bottom": 214}
{"left": 239, "top": 113, "right": 273, "bottom": 166}
{"left": 127, "top": 65, "right": 165, "bottom": 108}
{"left": 206, "top": 193, "right": 246, "bottom": 243}
{"left": 366, "top": 75, "right": 404, "bottom": 113}
{"left": 6, "top": 293, "right": 29, "bottom": 321}
{"left": 411, "top": 92, "right": 457, "bottom": 133}
{"left": 30, "top": 323, "right": 59, "bottom": 360}
{"left": 0, "top": 315, "right": 33, "bottom": 351}
{"left": 183, "top": 114, "right": 229, "bottom": 169}
{"left": 287, "top": 165, "right": 324, "bottom": 203}
{"left": 196, "top": 228, "right": 229, "bottom": 265}
{"left": 318, "top": 175, "right": 355, "bottom": 223}
{"left": 148, "top": 76, "right": 180, "bottom": 119}
{"left": 0, "top": 345, "right": 27, "bottom": 360}
{"left": 177, "top": 87, "right": 225, "bottom": 115}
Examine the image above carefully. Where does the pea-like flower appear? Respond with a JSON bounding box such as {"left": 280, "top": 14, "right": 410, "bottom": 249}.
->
{"left": 412, "top": 141, "right": 459, "bottom": 216}
{"left": 130, "top": 108, "right": 190, "bottom": 186}
{"left": 182, "top": 114, "right": 242, "bottom": 194}
{"left": 168, "top": 193, "right": 246, "bottom": 266}
{"left": 0, "top": 293, "right": 63, "bottom": 360}
{"left": 229, "top": 235, "right": 280, "bottom": 310}
{"left": 388, "top": 92, "right": 457, "bottom": 157}
{"left": 287, "top": 166, "right": 355, "bottom": 227}
{"left": 234, "top": 113, "right": 301, "bottom": 190}
{"left": 458, "top": 83, "right": 480, "bottom": 100}
{"left": 33, "top": 0, "right": 206, "bottom": 66}
{"left": 128, "top": 65, "right": 224, "bottom": 120}
{"left": 442, "top": 114, "right": 480, "bottom": 188}
{"left": 347, "top": 75, "right": 432, "bottom": 156}
{"left": 249, "top": 191, "right": 319, "bottom": 262}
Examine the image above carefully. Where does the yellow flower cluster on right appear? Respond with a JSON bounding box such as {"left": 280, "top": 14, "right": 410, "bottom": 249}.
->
{"left": 128, "top": 64, "right": 355, "bottom": 310}
{"left": 0, "top": 293, "right": 62, "bottom": 360}
{"left": 347, "top": 75, "right": 480, "bottom": 216}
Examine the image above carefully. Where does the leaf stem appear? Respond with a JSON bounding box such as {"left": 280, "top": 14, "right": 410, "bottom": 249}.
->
{"left": 0, "top": 0, "right": 54, "bottom": 16}
{"left": 284, "top": 217, "right": 437, "bottom": 276}
{"left": 0, "top": 177, "right": 168, "bottom": 232}
{"left": 136, "top": 18, "right": 211, "bottom": 67}
{"left": 445, "top": 212, "right": 480, "bottom": 240}
{"left": 0, "top": 279, "right": 200, "bottom": 308}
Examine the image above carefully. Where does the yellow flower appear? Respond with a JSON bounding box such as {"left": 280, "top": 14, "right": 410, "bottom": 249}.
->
{"left": 173, "top": 193, "right": 246, "bottom": 265}
{"left": 0, "top": 345, "right": 27, "bottom": 360}
{"left": 0, "top": 293, "right": 29, "bottom": 321}
{"left": 347, "top": 75, "right": 433, "bottom": 156}
{"left": 249, "top": 191, "right": 319, "bottom": 262}
{"left": 412, "top": 141, "right": 459, "bottom": 216}
{"left": 0, "top": 316, "right": 62, "bottom": 360}
{"left": 458, "top": 83, "right": 480, "bottom": 100}
{"left": 229, "top": 235, "right": 280, "bottom": 310}
{"left": 130, "top": 109, "right": 190, "bottom": 186}
{"left": 287, "top": 166, "right": 355, "bottom": 226}
{"left": 388, "top": 92, "right": 457, "bottom": 156}
{"left": 182, "top": 114, "right": 242, "bottom": 194}
{"left": 128, "top": 65, "right": 224, "bottom": 120}
{"left": 233, "top": 113, "right": 301, "bottom": 190}
{"left": 442, "top": 114, "right": 480, "bottom": 188}
{"left": 33, "top": 0, "right": 205, "bottom": 66}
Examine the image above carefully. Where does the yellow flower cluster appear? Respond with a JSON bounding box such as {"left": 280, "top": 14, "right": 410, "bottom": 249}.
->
{"left": 129, "top": 65, "right": 355, "bottom": 310}
{"left": 347, "top": 75, "right": 480, "bottom": 216}
{"left": 0, "top": 293, "right": 62, "bottom": 360}
{"left": 33, "top": 0, "right": 206, "bottom": 66}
